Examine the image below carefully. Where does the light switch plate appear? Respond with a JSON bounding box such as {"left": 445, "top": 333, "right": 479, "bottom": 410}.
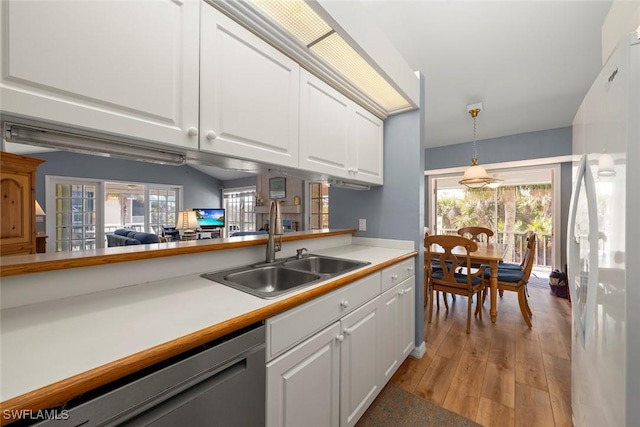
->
{"left": 359, "top": 218, "right": 366, "bottom": 231}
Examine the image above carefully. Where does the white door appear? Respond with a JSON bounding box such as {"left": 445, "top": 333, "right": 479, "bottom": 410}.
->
{"left": 0, "top": 0, "right": 200, "bottom": 150}
{"left": 350, "top": 106, "right": 383, "bottom": 185}
{"left": 299, "top": 69, "right": 351, "bottom": 179}
{"left": 200, "top": 4, "right": 300, "bottom": 168}
{"left": 340, "top": 298, "right": 380, "bottom": 427}
{"left": 266, "top": 322, "right": 341, "bottom": 427}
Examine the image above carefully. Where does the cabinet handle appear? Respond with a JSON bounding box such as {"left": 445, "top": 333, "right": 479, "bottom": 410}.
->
{"left": 391, "top": 274, "right": 398, "bottom": 281}
{"left": 187, "top": 127, "right": 198, "bottom": 137}
{"left": 336, "top": 334, "right": 345, "bottom": 342}
{"left": 206, "top": 131, "right": 217, "bottom": 141}
{"left": 408, "top": 267, "right": 414, "bottom": 273}
{"left": 344, "top": 328, "right": 352, "bottom": 336}
{"left": 404, "top": 287, "right": 412, "bottom": 294}
{"left": 354, "top": 168, "right": 359, "bottom": 173}
{"left": 398, "top": 289, "right": 405, "bottom": 296}
{"left": 340, "top": 300, "right": 349, "bottom": 309}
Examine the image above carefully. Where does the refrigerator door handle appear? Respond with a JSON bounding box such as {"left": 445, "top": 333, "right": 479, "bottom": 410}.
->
{"left": 567, "top": 154, "right": 600, "bottom": 349}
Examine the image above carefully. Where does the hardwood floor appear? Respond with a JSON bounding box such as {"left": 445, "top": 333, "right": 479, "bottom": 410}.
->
{"left": 392, "top": 278, "right": 572, "bottom": 426}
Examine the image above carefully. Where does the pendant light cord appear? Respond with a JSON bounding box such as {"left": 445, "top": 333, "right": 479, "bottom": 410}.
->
{"left": 472, "top": 115, "right": 478, "bottom": 159}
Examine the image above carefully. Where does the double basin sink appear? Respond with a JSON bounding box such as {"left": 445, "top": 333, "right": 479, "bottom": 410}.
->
{"left": 201, "top": 255, "right": 370, "bottom": 299}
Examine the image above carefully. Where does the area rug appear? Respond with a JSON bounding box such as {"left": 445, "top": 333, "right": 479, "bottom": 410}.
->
{"left": 356, "top": 384, "right": 482, "bottom": 427}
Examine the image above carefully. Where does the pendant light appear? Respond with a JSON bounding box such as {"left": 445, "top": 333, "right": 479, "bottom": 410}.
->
{"left": 459, "top": 102, "right": 501, "bottom": 188}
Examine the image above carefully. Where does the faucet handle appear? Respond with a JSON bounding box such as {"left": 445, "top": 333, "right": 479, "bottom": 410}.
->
{"left": 296, "top": 247, "right": 309, "bottom": 259}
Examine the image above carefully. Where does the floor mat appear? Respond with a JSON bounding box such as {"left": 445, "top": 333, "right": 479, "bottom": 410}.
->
{"left": 356, "top": 384, "right": 482, "bottom": 427}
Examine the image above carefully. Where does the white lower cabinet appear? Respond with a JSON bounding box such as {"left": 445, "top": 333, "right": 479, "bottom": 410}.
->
{"left": 380, "top": 277, "right": 416, "bottom": 384}
{"left": 266, "top": 261, "right": 416, "bottom": 427}
{"left": 266, "top": 322, "right": 341, "bottom": 427}
{"left": 340, "top": 297, "right": 380, "bottom": 427}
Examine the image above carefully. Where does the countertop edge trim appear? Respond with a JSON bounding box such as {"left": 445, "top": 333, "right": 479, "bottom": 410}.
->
{"left": 0, "top": 229, "right": 356, "bottom": 277}
{"left": 0, "top": 251, "right": 417, "bottom": 424}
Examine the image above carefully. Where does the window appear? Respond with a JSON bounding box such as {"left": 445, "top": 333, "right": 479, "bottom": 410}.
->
{"left": 48, "top": 176, "right": 182, "bottom": 251}
{"left": 224, "top": 187, "right": 257, "bottom": 235}
{"left": 309, "top": 182, "right": 329, "bottom": 230}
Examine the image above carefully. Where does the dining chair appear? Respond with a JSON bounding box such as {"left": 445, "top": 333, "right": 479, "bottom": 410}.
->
{"left": 457, "top": 226, "right": 494, "bottom": 243}
{"left": 423, "top": 231, "right": 454, "bottom": 310}
{"left": 484, "top": 232, "right": 537, "bottom": 327}
{"left": 425, "top": 235, "right": 486, "bottom": 334}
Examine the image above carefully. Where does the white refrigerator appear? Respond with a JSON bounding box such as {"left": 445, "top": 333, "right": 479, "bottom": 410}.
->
{"left": 569, "top": 32, "right": 640, "bottom": 427}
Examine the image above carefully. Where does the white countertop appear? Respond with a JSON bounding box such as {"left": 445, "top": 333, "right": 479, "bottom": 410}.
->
{"left": 0, "top": 244, "right": 414, "bottom": 403}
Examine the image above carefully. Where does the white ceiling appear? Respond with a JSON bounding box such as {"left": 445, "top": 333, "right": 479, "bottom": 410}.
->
{"left": 361, "top": 0, "right": 613, "bottom": 148}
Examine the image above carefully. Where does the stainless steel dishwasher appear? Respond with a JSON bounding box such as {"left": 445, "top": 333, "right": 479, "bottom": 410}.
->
{"left": 29, "top": 323, "right": 265, "bottom": 427}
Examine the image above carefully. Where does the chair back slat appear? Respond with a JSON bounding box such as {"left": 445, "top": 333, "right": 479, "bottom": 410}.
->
{"left": 520, "top": 232, "right": 537, "bottom": 283}
{"left": 457, "top": 226, "right": 494, "bottom": 243}
{"left": 425, "top": 235, "right": 478, "bottom": 291}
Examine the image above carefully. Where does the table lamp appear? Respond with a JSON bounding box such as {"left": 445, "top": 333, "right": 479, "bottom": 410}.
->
{"left": 175, "top": 210, "right": 199, "bottom": 240}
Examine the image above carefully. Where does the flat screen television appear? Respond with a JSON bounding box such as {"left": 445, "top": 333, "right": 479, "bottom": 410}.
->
{"left": 193, "top": 208, "right": 225, "bottom": 230}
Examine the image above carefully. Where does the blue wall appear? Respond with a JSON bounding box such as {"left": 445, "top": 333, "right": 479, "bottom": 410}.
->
{"left": 425, "top": 126, "right": 572, "bottom": 170}
{"left": 31, "top": 151, "right": 222, "bottom": 209}
{"left": 424, "top": 126, "right": 573, "bottom": 267}
{"left": 330, "top": 73, "right": 426, "bottom": 351}
{"left": 222, "top": 176, "right": 258, "bottom": 189}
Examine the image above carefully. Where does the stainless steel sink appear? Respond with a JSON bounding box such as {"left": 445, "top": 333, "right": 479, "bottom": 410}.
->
{"left": 202, "top": 255, "right": 370, "bottom": 299}
{"left": 282, "top": 255, "right": 366, "bottom": 275}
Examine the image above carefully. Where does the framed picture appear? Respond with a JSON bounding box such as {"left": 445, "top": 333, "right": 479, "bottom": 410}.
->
{"left": 269, "top": 177, "right": 286, "bottom": 199}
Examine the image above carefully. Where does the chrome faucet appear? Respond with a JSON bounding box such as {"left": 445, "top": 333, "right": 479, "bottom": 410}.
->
{"left": 265, "top": 200, "right": 283, "bottom": 263}
{"left": 295, "top": 247, "right": 309, "bottom": 259}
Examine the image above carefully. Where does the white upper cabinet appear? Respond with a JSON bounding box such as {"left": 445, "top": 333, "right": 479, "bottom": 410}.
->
{"left": 352, "top": 106, "right": 384, "bottom": 185}
{"left": 0, "top": 0, "right": 200, "bottom": 150}
{"left": 299, "top": 69, "right": 351, "bottom": 177}
{"left": 200, "top": 5, "right": 300, "bottom": 168}
{"left": 299, "top": 70, "right": 384, "bottom": 185}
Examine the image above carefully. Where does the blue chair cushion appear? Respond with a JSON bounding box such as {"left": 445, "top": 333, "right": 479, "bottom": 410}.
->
{"left": 114, "top": 228, "right": 131, "bottom": 237}
{"left": 231, "top": 231, "right": 268, "bottom": 237}
{"left": 481, "top": 262, "right": 523, "bottom": 271}
{"left": 432, "top": 270, "right": 483, "bottom": 286}
{"left": 430, "top": 260, "right": 453, "bottom": 271}
{"left": 483, "top": 268, "right": 524, "bottom": 282}
{"left": 498, "top": 262, "right": 524, "bottom": 270}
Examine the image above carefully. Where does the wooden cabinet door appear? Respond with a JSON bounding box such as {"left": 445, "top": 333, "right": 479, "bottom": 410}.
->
{"left": 350, "top": 106, "right": 384, "bottom": 185}
{"left": 0, "top": 153, "right": 43, "bottom": 256}
{"left": 266, "top": 322, "right": 340, "bottom": 427}
{"left": 299, "top": 69, "right": 351, "bottom": 179}
{"left": 200, "top": 4, "right": 300, "bottom": 168}
{"left": 0, "top": 0, "right": 200, "bottom": 151}
{"left": 340, "top": 297, "right": 380, "bottom": 427}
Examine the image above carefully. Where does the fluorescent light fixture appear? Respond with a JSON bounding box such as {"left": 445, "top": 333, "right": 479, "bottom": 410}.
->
{"left": 249, "top": 0, "right": 411, "bottom": 112}
{"left": 3, "top": 124, "right": 186, "bottom": 166}
{"left": 328, "top": 179, "right": 370, "bottom": 191}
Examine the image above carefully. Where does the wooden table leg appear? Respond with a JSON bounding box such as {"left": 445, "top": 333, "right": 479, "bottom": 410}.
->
{"left": 490, "top": 260, "right": 498, "bottom": 323}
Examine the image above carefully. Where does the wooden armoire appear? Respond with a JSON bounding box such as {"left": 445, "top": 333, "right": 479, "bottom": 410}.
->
{"left": 1, "top": 152, "right": 44, "bottom": 256}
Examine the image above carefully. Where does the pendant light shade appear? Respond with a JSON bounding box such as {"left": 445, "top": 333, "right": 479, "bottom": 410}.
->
{"left": 459, "top": 103, "right": 501, "bottom": 189}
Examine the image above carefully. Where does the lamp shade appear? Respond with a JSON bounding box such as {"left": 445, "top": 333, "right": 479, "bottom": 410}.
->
{"left": 597, "top": 152, "right": 616, "bottom": 180}
{"left": 35, "top": 200, "right": 46, "bottom": 216}
{"left": 459, "top": 160, "right": 491, "bottom": 188}
{"left": 175, "top": 210, "right": 199, "bottom": 231}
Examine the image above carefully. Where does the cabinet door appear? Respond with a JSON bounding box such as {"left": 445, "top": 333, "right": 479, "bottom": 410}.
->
{"left": 340, "top": 298, "right": 380, "bottom": 427}
{"left": 399, "top": 277, "right": 416, "bottom": 359}
{"left": 200, "top": 5, "right": 299, "bottom": 168}
{"left": 266, "top": 322, "right": 340, "bottom": 427}
{"left": 0, "top": 0, "right": 200, "bottom": 150}
{"left": 350, "top": 106, "right": 384, "bottom": 185}
{"left": 379, "top": 283, "right": 402, "bottom": 384}
{"left": 299, "top": 69, "right": 351, "bottom": 179}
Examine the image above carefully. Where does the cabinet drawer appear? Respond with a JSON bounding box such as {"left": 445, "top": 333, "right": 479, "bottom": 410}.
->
{"left": 381, "top": 259, "right": 415, "bottom": 292}
{"left": 267, "top": 273, "right": 380, "bottom": 361}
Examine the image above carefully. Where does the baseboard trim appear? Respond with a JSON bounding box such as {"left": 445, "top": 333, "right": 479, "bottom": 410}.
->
{"left": 410, "top": 341, "right": 426, "bottom": 359}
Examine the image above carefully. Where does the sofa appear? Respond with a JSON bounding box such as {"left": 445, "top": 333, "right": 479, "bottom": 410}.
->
{"left": 107, "top": 229, "right": 162, "bottom": 247}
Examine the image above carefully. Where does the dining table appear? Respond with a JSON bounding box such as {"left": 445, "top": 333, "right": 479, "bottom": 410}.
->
{"left": 429, "top": 241, "right": 509, "bottom": 322}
